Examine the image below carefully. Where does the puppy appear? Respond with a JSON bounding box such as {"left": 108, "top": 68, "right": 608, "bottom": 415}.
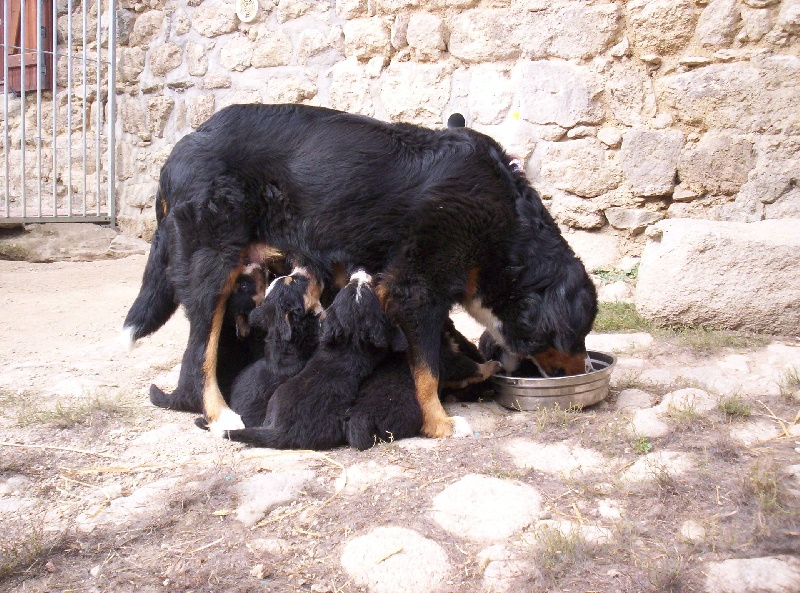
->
{"left": 226, "top": 269, "right": 322, "bottom": 428}
{"left": 346, "top": 321, "right": 501, "bottom": 450}
{"left": 149, "top": 264, "right": 267, "bottom": 412}
{"left": 225, "top": 271, "right": 392, "bottom": 450}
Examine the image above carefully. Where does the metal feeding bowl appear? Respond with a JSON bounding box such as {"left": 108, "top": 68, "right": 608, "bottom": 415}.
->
{"left": 490, "top": 350, "right": 617, "bottom": 411}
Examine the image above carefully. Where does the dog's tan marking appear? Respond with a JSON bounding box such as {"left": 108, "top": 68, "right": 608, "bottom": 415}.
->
{"left": 532, "top": 347, "right": 588, "bottom": 377}
{"left": 464, "top": 266, "right": 480, "bottom": 301}
{"left": 203, "top": 259, "right": 245, "bottom": 425}
{"left": 291, "top": 268, "right": 324, "bottom": 313}
{"left": 374, "top": 283, "right": 391, "bottom": 310}
{"left": 413, "top": 364, "right": 453, "bottom": 438}
{"left": 331, "top": 262, "right": 348, "bottom": 290}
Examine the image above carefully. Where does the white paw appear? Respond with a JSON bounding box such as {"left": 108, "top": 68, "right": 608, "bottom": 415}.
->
{"left": 208, "top": 408, "right": 245, "bottom": 437}
{"left": 451, "top": 416, "right": 474, "bottom": 438}
{"left": 118, "top": 326, "right": 137, "bottom": 353}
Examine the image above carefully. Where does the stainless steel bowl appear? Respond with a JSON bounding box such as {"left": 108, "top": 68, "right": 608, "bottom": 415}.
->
{"left": 490, "top": 350, "right": 617, "bottom": 411}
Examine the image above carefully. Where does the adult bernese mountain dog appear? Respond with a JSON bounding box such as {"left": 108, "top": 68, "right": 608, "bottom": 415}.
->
{"left": 122, "top": 104, "right": 597, "bottom": 438}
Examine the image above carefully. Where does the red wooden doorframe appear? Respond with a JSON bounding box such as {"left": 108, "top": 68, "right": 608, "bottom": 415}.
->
{"left": 1, "top": 0, "right": 54, "bottom": 92}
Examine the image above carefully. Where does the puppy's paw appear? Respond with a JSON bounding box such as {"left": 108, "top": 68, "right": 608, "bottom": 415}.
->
{"left": 451, "top": 416, "right": 474, "bottom": 438}
{"left": 208, "top": 408, "right": 245, "bottom": 437}
{"left": 118, "top": 326, "right": 137, "bottom": 353}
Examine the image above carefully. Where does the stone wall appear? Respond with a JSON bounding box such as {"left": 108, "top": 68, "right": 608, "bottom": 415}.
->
{"left": 9, "top": 0, "right": 800, "bottom": 269}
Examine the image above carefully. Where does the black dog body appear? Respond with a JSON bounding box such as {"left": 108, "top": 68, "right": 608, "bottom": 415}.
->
{"left": 142, "top": 103, "right": 596, "bottom": 436}
{"left": 226, "top": 274, "right": 392, "bottom": 450}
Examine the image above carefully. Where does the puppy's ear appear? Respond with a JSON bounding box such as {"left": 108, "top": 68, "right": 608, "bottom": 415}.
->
{"left": 248, "top": 301, "right": 275, "bottom": 331}
{"left": 390, "top": 326, "right": 408, "bottom": 352}
{"left": 277, "top": 312, "right": 293, "bottom": 341}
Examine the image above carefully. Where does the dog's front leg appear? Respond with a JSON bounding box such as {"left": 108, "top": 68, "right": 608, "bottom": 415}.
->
{"left": 400, "top": 307, "right": 461, "bottom": 439}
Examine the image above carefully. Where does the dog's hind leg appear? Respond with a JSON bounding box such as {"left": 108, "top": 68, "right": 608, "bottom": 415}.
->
{"left": 203, "top": 260, "right": 248, "bottom": 435}
{"left": 120, "top": 224, "right": 178, "bottom": 350}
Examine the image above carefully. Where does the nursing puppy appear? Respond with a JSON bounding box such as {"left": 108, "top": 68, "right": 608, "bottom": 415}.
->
{"left": 149, "top": 263, "right": 268, "bottom": 412}
{"left": 226, "top": 269, "right": 321, "bottom": 428}
{"left": 225, "top": 272, "right": 392, "bottom": 450}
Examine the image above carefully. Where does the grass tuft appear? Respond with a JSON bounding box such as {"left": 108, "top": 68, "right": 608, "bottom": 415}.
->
{"left": 593, "top": 302, "right": 653, "bottom": 333}
{"left": 18, "top": 393, "right": 133, "bottom": 428}
{"left": 747, "top": 458, "right": 786, "bottom": 516}
{"left": 532, "top": 525, "right": 594, "bottom": 584}
{"left": 718, "top": 395, "right": 752, "bottom": 419}
{"left": 778, "top": 366, "right": 800, "bottom": 399}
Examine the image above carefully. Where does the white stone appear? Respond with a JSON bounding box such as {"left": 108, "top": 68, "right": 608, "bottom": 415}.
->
{"left": 336, "top": 0, "right": 367, "bottom": 20}
{"left": 191, "top": 1, "right": 238, "bottom": 37}
{"left": 130, "top": 10, "right": 165, "bottom": 46}
{"left": 252, "top": 29, "right": 293, "bottom": 68}
{"left": 265, "top": 76, "right": 317, "bottom": 103}
{"left": 562, "top": 230, "right": 620, "bottom": 273}
{"left": 636, "top": 219, "right": 800, "bottom": 334}
{"left": 335, "top": 461, "right": 406, "bottom": 494}
{"left": 297, "top": 29, "right": 331, "bottom": 66}
{"left": 328, "top": 58, "right": 374, "bottom": 116}
{"left": 406, "top": 12, "right": 445, "bottom": 61}
{"left": 679, "top": 520, "right": 707, "bottom": 544}
{"left": 449, "top": 9, "right": 520, "bottom": 62}
{"left": 613, "top": 389, "right": 655, "bottom": 411}
{"left": 704, "top": 556, "right": 800, "bottom": 593}
{"left": 697, "top": 0, "right": 741, "bottom": 47}
{"left": 619, "top": 128, "right": 685, "bottom": 197}
{"left": 678, "top": 133, "right": 756, "bottom": 196}
{"left": 430, "top": 474, "right": 543, "bottom": 542}
{"left": 186, "top": 42, "right": 208, "bottom": 76}
{"left": 604, "top": 207, "right": 664, "bottom": 234}
{"left": 629, "top": 407, "right": 671, "bottom": 439}
{"left": 188, "top": 94, "right": 216, "bottom": 128}
{"left": 220, "top": 37, "right": 254, "bottom": 71}
{"left": 234, "top": 471, "right": 315, "bottom": 527}
{"left": 343, "top": 18, "right": 391, "bottom": 61}
{"left": 598, "top": 280, "right": 634, "bottom": 303}
{"left": 658, "top": 388, "right": 717, "bottom": 414}
{"left": 549, "top": 194, "right": 606, "bottom": 230}
{"left": 533, "top": 3, "right": 622, "bottom": 61}
{"left": 605, "top": 60, "right": 657, "bottom": 126}
{"left": 505, "top": 439, "right": 608, "bottom": 477}
{"left": 516, "top": 60, "right": 603, "bottom": 128}
{"left": 341, "top": 527, "right": 450, "bottom": 593}
{"left": 380, "top": 62, "right": 450, "bottom": 124}
{"left": 620, "top": 451, "right": 695, "bottom": 482}
{"left": 541, "top": 139, "right": 622, "bottom": 198}
{"left": 627, "top": 0, "right": 697, "bottom": 54}
{"left": 150, "top": 43, "right": 183, "bottom": 77}
{"left": 477, "top": 544, "right": 541, "bottom": 593}
{"left": 597, "top": 126, "right": 622, "bottom": 148}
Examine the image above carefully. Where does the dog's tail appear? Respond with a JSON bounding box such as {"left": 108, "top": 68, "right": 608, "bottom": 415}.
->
{"left": 120, "top": 223, "right": 178, "bottom": 350}
{"left": 148, "top": 384, "right": 203, "bottom": 413}
{"left": 223, "top": 427, "right": 291, "bottom": 449}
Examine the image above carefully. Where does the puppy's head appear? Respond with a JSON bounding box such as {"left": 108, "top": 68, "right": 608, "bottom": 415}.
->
{"left": 320, "top": 272, "right": 392, "bottom": 350}
{"left": 249, "top": 270, "right": 322, "bottom": 341}
{"left": 227, "top": 264, "right": 267, "bottom": 339}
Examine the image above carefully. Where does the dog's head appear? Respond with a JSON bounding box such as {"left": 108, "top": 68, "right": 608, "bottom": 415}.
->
{"left": 249, "top": 269, "right": 323, "bottom": 341}
{"left": 498, "top": 259, "right": 597, "bottom": 376}
{"left": 320, "top": 271, "right": 392, "bottom": 351}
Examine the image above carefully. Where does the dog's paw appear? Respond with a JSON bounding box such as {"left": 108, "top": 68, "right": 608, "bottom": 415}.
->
{"left": 451, "top": 416, "right": 474, "bottom": 438}
{"left": 208, "top": 408, "right": 245, "bottom": 437}
{"left": 118, "top": 326, "right": 137, "bottom": 353}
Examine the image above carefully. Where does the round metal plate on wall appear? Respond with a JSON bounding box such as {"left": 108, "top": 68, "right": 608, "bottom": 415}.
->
{"left": 236, "top": 0, "right": 258, "bottom": 23}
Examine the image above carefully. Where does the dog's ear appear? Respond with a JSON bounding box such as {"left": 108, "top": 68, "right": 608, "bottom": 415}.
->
{"left": 248, "top": 301, "right": 272, "bottom": 330}
{"left": 277, "top": 312, "right": 293, "bottom": 341}
{"left": 389, "top": 326, "right": 408, "bottom": 352}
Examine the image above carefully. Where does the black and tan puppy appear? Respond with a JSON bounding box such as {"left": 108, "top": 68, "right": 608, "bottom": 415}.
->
{"left": 149, "top": 263, "right": 268, "bottom": 413}
{"left": 226, "top": 269, "right": 322, "bottom": 428}
{"left": 345, "top": 321, "right": 500, "bottom": 450}
{"left": 225, "top": 272, "right": 397, "bottom": 450}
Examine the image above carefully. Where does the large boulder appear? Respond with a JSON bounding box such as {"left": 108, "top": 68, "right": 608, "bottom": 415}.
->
{"left": 636, "top": 219, "right": 800, "bottom": 335}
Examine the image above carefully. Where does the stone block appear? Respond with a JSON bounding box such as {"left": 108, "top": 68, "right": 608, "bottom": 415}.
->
{"left": 549, "top": 193, "right": 606, "bottom": 230}
{"left": 515, "top": 60, "right": 603, "bottom": 128}
{"left": 620, "top": 128, "right": 684, "bottom": 197}
{"left": 627, "top": 0, "right": 697, "bottom": 54}
{"left": 343, "top": 18, "right": 391, "bottom": 61}
{"left": 697, "top": 0, "right": 741, "bottom": 47}
{"left": 150, "top": 43, "right": 183, "bottom": 77}
{"left": 541, "top": 139, "right": 622, "bottom": 198}
{"left": 406, "top": 12, "right": 446, "bottom": 61}
{"left": 380, "top": 62, "right": 450, "bottom": 123}
{"left": 130, "top": 10, "right": 164, "bottom": 46}
{"left": 336, "top": 0, "right": 368, "bottom": 20}
{"left": 252, "top": 30, "right": 293, "bottom": 67}
{"left": 189, "top": 94, "right": 216, "bottom": 128}
{"left": 449, "top": 9, "right": 520, "bottom": 62}
{"left": 147, "top": 96, "right": 174, "bottom": 138}
{"left": 265, "top": 76, "right": 317, "bottom": 103}
{"left": 678, "top": 133, "right": 755, "bottom": 196}
{"left": 186, "top": 42, "right": 209, "bottom": 77}
{"left": 328, "top": 58, "right": 374, "bottom": 116}
{"left": 117, "top": 48, "right": 146, "bottom": 84}
{"left": 468, "top": 65, "right": 513, "bottom": 125}
{"left": 297, "top": 29, "right": 331, "bottom": 65}
{"left": 220, "top": 37, "right": 254, "bottom": 71}
{"left": 636, "top": 219, "right": 800, "bottom": 334}
{"left": 192, "top": 1, "right": 238, "bottom": 38}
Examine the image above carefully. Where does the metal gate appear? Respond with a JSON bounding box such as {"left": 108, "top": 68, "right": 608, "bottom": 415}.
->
{"left": 1, "top": 0, "right": 117, "bottom": 226}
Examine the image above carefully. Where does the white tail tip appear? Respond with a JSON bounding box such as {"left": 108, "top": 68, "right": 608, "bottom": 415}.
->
{"left": 118, "top": 326, "right": 137, "bottom": 353}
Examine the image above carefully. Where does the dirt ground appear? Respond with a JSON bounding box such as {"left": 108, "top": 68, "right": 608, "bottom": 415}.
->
{"left": 0, "top": 254, "right": 799, "bottom": 593}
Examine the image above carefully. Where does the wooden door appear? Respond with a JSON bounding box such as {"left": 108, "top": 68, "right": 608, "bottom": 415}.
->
{"left": 1, "top": 0, "right": 54, "bottom": 92}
